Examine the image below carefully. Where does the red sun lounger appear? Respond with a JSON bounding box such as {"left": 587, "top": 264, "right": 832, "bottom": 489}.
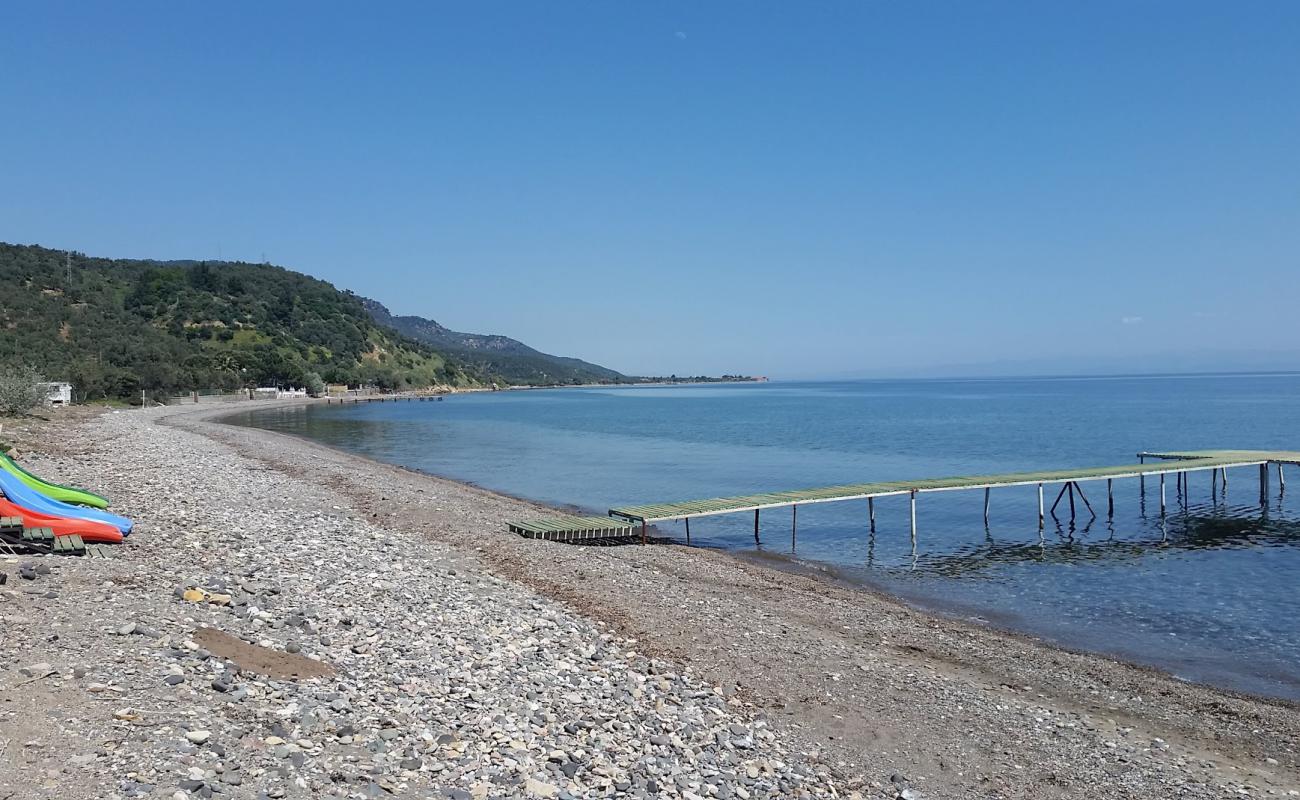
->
{"left": 0, "top": 497, "right": 124, "bottom": 544}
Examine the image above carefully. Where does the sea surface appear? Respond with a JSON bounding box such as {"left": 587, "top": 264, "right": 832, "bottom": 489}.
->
{"left": 230, "top": 375, "right": 1300, "bottom": 701}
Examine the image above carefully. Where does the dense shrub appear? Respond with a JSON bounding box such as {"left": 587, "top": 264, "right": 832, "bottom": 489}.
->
{"left": 0, "top": 365, "right": 46, "bottom": 416}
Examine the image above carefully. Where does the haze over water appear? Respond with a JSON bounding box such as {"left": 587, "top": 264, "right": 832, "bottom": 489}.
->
{"left": 235, "top": 374, "right": 1300, "bottom": 701}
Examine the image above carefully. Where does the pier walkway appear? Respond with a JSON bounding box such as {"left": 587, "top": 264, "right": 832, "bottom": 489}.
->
{"left": 508, "top": 449, "right": 1300, "bottom": 544}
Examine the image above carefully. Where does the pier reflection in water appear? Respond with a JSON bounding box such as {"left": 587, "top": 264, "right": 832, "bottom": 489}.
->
{"left": 895, "top": 505, "right": 1300, "bottom": 578}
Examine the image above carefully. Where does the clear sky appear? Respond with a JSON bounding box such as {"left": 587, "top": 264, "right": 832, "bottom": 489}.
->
{"left": 2, "top": 2, "right": 1297, "bottom": 378}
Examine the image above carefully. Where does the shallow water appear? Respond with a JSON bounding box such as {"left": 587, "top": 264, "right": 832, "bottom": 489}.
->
{"left": 230, "top": 375, "right": 1300, "bottom": 701}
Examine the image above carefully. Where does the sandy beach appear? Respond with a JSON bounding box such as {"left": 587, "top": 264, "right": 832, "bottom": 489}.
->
{"left": 1, "top": 400, "right": 1297, "bottom": 800}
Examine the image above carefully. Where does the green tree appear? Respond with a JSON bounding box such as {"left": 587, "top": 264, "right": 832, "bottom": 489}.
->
{"left": 303, "top": 371, "right": 325, "bottom": 397}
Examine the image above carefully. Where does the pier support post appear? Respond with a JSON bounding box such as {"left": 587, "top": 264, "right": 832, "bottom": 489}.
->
{"left": 754, "top": 509, "right": 760, "bottom": 543}
{"left": 1211, "top": 468, "right": 1217, "bottom": 503}
{"left": 983, "top": 488, "right": 990, "bottom": 527}
{"left": 1075, "top": 482, "right": 1096, "bottom": 518}
{"left": 868, "top": 497, "right": 875, "bottom": 532}
{"left": 1067, "top": 482, "right": 1077, "bottom": 519}
{"left": 1107, "top": 479, "right": 1114, "bottom": 518}
{"left": 1280, "top": 464, "right": 1286, "bottom": 493}
{"left": 1038, "top": 483, "right": 1044, "bottom": 529}
{"left": 909, "top": 491, "right": 917, "bottom": 547}
{"left": 685, "top": 517, "right": 690, "bottom": 544}
{"left": 1222, "top": 467, "right": 1227, "bottom": 492}
{"left": 1260, "top": 463, "right": 1270, "bottom": 504}
{"left": 1050, "top": 483, "right": 1069, "bottom": 517}
{"left": 791, "top": 505, "right": 797, "bottom": 548}
{"left": 1139, "top": 455, "right": 1146, "bottom": 496}
{"left": 1160, "top": 473, "right": 1166, "bottom": 516}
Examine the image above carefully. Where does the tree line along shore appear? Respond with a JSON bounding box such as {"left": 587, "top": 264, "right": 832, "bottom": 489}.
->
{"left": 0, "top": 242, "right": 762, "bottom": 407}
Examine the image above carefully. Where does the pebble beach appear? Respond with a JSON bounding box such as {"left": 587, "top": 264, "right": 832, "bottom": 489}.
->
{"left": 1, "top": 401, "right": 1298, "bottom": 799}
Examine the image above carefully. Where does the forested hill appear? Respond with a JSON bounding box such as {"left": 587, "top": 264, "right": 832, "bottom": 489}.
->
{"left": 362, "top": 299, "right": 627, "bottom": 386}
{"left": 0, "top": 243, "right": 481, "bottom": 400}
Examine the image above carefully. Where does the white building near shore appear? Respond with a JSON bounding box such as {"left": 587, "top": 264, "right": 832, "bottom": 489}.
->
{"left": 252, "top": 387, "right": 309, "bottom": 399}
{"left": 37, "top": 382, "right": 73, "bottom": 407}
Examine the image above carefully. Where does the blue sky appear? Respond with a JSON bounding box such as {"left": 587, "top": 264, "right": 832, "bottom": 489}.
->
{"left": 2, "top": 2, "right": 1297, "bottom": 378}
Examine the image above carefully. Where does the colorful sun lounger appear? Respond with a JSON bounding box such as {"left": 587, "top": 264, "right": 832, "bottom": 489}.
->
{"left": 0, "top": 497, "right": 123, "bottom": 543}
{"left": 0, "top": 468, "right": 132, "bottom": 534}
{"left": 0, "top": 450, "right": 110, "bottom": 509}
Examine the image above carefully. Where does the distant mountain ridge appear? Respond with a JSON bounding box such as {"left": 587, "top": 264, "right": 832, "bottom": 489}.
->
{"left": 0, "top": 242, "right": 481, "bottom": 401}
{"left": 361, "top": 298, "right": 627, "bottom": 385}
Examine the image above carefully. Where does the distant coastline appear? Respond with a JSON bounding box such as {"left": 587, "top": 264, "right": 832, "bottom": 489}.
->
{"left": 500, "top": 375, "right": 768, "bottom": 391}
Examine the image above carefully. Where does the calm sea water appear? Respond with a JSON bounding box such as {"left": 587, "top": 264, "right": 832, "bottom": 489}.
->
{"left": 231, "top": 375, "right": 1300, "bottom": 701}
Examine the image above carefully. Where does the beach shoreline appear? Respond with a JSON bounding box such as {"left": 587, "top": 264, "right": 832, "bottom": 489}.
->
{"left": 1, "top": 400, "right": 1297, "bottom": 799}
{"left": 193, "top": 400, "right": 1300, "bottom": 797}
{"left": 222, "top": 398, "right": 1299, "bottom": 706}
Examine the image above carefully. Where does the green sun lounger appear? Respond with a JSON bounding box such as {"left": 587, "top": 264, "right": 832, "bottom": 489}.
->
{"left": 0, "top": 450, "right": 110, "bottom": 509}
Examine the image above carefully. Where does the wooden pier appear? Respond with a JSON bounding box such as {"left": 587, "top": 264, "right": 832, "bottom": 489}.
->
{"left": 507, "top": 449, "right": 1300, "bottom": 545}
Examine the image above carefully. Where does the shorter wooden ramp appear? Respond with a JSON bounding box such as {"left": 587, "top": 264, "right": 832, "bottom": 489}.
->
{"left": 508, "top": 514, "right": 637, "bottom": 542}
{"left": 1140, "top": 449, "right": 1300, "bottom": 465}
